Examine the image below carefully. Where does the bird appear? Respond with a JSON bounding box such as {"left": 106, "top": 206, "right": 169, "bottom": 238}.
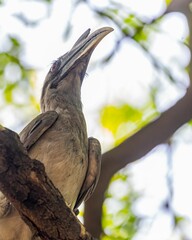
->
{"left": 0, "top": 26, "right": 113, "bottom": 240}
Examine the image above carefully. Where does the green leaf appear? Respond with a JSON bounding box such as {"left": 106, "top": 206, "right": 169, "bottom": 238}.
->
{"left": 165, "top": 0, "right": 172, "bottom": 6}
{"left": 188, "top": 119, "right": 192, "bottom": 126}
{"left": 124, "top": 14, "right": 143, "bottom": 29}
{"left": 9, "top": 37, "right": 20, "bottom": 48}
{"left": 111, "top": 172, "right": 128, "bottom": 182}
{"left": 3, "top": 83, "right": 17, "bottom": 103}
{"left": 100, "top": 104, "right": 142, "bottom": 136}
{"left": 133, "top": 29, "right": 148, "bottom": 43}
{"left": 100, "top": 99, "right": 158, "bottom": 145}
{"left": 174, "top": 215, "right": 185, "bottom": 226}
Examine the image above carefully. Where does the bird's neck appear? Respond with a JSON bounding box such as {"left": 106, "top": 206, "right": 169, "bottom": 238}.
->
{"left": 41, "top": 93, "right": 82, "bottom": 113}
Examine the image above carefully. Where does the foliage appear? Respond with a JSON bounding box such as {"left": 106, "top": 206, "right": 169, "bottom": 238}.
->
{"left": 0, "top": 37, "right": 35, "bottom": 105}
{"left": 99, "top": 99, "right": 158, "bottom": 239}
{"left": 0, "top": 33, "right": 39, "bottom": 128}
{"left": 0, "top": 0, "right": 190, "bottom": 239}
{"left": 100, "top": 102, "right": 158, "bottom": 145}
{"left": 165, "top": 0, "right": 173, "bottom": 5}
{"left": 102, "top": 172, "right": 139, "bottom": 240}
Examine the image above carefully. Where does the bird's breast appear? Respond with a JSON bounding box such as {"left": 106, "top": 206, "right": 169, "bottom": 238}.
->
{"left": 29, "top": 110, "right": 88, "bottom": 209}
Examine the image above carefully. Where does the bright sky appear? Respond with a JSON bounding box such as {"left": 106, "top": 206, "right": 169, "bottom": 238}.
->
{"left": 0, "top": 0, "right": 192, "bottom": 239}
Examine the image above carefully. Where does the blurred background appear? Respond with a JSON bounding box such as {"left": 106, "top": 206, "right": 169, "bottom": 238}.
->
{"left": 0, "top": 0, "right": 192, "bottom": 239}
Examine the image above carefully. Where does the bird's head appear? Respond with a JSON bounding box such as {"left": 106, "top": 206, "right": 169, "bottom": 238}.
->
{"left": 41, "top": 27, "right": 113, "bottom": 112}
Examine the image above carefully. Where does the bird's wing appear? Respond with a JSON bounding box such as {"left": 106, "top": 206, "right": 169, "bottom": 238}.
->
{"left": 19, "top": 111, "right": 58, "bottom": 151}
{"left": 74, "top": 137, "right": 101, "bottom": 210}
{"left": 0, "top": 192, "right": 12, "bottom": 218}
{"left": 0, "top": 111, "right": 58, "bottom": 219}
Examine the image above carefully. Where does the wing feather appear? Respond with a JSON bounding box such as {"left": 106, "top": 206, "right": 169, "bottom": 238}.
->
{"left": 19, "top": 111, "right": 58, "bottom": 151}
{"left": 74, "top": 137, "right": 101, "bottom": 210}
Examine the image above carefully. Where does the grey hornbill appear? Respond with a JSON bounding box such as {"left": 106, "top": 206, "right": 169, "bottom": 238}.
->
{"left": 0, "top": 27, "right": 113, "bottom": 239}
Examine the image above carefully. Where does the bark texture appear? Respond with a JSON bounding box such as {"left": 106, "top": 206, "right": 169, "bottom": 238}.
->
{"left": 0, "top": 126, "right": 95, "bottom": 240}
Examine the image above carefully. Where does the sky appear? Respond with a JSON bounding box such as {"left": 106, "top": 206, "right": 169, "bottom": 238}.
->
{"left": 0, "top": 0, "right": 192, "bottom": 239}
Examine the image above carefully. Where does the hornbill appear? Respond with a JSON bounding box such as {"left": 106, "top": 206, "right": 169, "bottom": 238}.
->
{"left": 0, "top": 27, "right": 113, "bottom": 239}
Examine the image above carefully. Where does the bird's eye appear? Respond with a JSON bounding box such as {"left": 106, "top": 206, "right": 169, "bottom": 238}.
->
{"left": 50, "top": 59, "right": 61, "bottom": 73}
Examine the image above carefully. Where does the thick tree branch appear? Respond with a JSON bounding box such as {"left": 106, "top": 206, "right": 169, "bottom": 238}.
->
{"left": 84, "top": 2, "right": 192, "bottom": 236}
{"left": 0, "top": 126, "right": 95, "bottom": 240}
{"left": 167, "top": 0, "right": 191, "bottom": 14}
{"left": 84, "top": 84, "right": 192, "bottom": 237}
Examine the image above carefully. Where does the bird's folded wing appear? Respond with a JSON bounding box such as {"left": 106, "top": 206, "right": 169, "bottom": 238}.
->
{"left": 74, "top": 137, "right": 101, "bottom": 210}
{"left": 0, "top": 192, "right": 11, "bottom": 218}
{"left": 19, "top": 111, "right": 58, "bottom": 151}
{"left": 0, "top": 112, "right": 59, "bottom": 219}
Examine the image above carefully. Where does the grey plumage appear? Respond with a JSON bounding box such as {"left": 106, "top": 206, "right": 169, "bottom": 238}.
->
{"left": 0, "top": 27, "right": 113, "bottom": 240}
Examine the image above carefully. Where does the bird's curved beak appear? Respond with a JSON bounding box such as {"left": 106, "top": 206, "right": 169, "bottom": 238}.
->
{"left": 54, "top": 27, "right": 113, "bottom": 81}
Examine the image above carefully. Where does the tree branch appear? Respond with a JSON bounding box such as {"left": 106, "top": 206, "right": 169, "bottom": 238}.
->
{"left": 84, "top": 1, "right": 192, "bottom": 238}
{"left": 166, "top": 0, "right": 191, "bottom": 15}
{"left": 0, "top": 126, "right": 95, "bottom": 240}
{"left": 84, "top": 84, "right": 192, "bottom": 237}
